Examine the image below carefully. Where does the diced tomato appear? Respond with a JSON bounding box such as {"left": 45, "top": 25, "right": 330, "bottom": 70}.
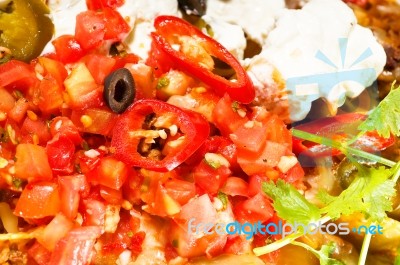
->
{"left": 146, "top": 40, "right": 173, "bottom": 77}
{"left": 141, "top": 174, "right": 196, "bottom": 216}
{"left": 75, "top": 11, "right": 106, "bottom": 50}
{"left": 64, "top": 63, "right": 103, "bottom": 110}
{"left": 37, "top": 213, "right": 74, "bottom": 251}
{"left": 81, "top": 54, "right": 116, "bottom": 84}
{"left": 20, "top": 117, "right": 52, "bottom": 144}
{"left": 186, "top": 136, "right": 239, "bottom": 171}
{"left": 138, "top": 169, "right": 167, "bottom": 206}
{"left": 237, "top": 141, "right": 287, "bottom": 176}
{"left": 28, "top": 241, "right": 51, "bottom": 265}
{"left": 213, "top": 94, "right": 249, "bottom": 136}
{"left": 0, "top": 87, "right": 16, "bottom": 113}
{"left": 213, "top": 138, "right": 239, "bottom": 171}
{"left": 231, "top": 110, "right": 291, "bottom": 153}
{"left": 51, "top": 35, "right": 86, "bottom": 64}
{"left": 14, "top": 144, "right": 53, "bottom": 182}
{"left": 46, "top": 134, "right": 75, "bottom": 175}
{"left": 99, "top": 185, "right": 123, "bottom": 204}
{"left": 252, "top": 232, "right": 280, "bottom": 264}
{"left": 181, "top": 87, "right": 220, "bottom": 122}
{"left": 248, "top": 174, "right": 270, "bottom": 197}
{"left": 81, "top": 199, "right": 106, "bottom": 226}
{"left": 165, "top": 243, "right": 179, "bottom": 262}
{"left": 87, "top": 156, "right": 128, "bottom": 189}
{"left": 14, "top": 182, "right": 60, "bottom": 218}
{"left": 127, "top": 231, "right": 146, "bottom": 257}
{"left": 8, "top": 98, "right": 29, "bottom": 123}
{"left": 98, "top": 210, "right": 143, "bottom": 256}
{"left": 35, "top": 58, "right": 67, "bottom": 114}
{"left": 37, "top": 76, "right": 64, "bottom": 114}
{"left": 49, "top": 117, "right": 82, "bottom": 145}
{"left": 86, "top": 0, "right": 125, "bottom": 10}
{"left": 233, "top": 193, "right": 274, "bottom": 224}
{"left": 102, "top": 8, "right": 130, "bottom": 40}
{"left": 164, "top": 178, "right": 196, "bottom": 205}
{"left": 193, "top": 160, "right": 231, "bottom": 195}
{"left": 220, "top": 177, "right": 249, "bottom": 197}
{"left": 49, "top": 226, "right": 102, "bottom": 265}
{"left": 71, "top": 108, "right": 117, "bottom": 136}
{"left": 174, "top": 194, "right": 217, "bottom": 228}
{"left": 113, "top": 54, "right": 140, "bottom": 70}
{"left": 0, "top": 60, "right": 38, "bottom": 90}
{"left": 230, "top": 122, "right": 269, "bottom": 153}
{"left": 36, "top": 57, "right": 67, "bottom": 87}
{"left": 145, "top": 182, "right": 181, "bottom": 216}
{"left": 205, "top": 234, "right": 227, "bottom": 258}
{"left": 122, "top": 169, "right": 143, "bottom": 205}
{"left": 169, "top": 222, "right": 208, "bottom": 258}
{"left": 263, "top": 114, "right": 292, "bottom": 149}
{"left": 75, "top": 8, "right": 130, "bottom": 51}
{"left": 224, "top": 236, "right": 249, "bottom": 255}
{"left": 59, "top": 174, "right": 89, "bottom": 220}
{"left": 125, "top": 63, "right": 156, "bottom": 100}
{"left": 74, "top": 150, "right": 103, "bottom": 174}
{"left": 282, "top": 162, "right": 305, "bottom": 184}
{"left": 169, "top": 222, "right": 225, "bottom": 259}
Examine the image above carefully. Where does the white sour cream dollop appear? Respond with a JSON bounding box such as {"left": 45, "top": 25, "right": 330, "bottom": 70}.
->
{"left": 246, "top": 0, "right": 386, "bottom": 121}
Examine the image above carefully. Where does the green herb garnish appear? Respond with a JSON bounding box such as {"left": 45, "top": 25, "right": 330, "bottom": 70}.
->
{"left": 291, "top": 241, "right": 345, "bottom": 265}
{"left": 263, "top": 179, "right": 320, "bottom": 225}
{"left": 358, "top": 82, "right": 400, "bottom": 138}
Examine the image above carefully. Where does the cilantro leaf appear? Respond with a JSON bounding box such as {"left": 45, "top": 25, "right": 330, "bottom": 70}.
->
{"left": 263, "top": 180, "right": 320, "bottom": 225}
{"left": 291, "top": 241, "right": 345, "bottom": 265}
{"left": 318, "top": 164, "right": 396, "bottom": 222}
{"left": 358, "top": 83, "right": 400, "bottom": 138}
{"left": 319, "top": 243, "right": 346, "bottom": 265}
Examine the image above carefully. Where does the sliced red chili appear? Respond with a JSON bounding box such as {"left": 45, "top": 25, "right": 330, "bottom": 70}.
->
{"left": 151, "top": 16, "right": 255, "bottom": 104}
{"left": 111, "top": 99, "right": 210, "bottom": 172}
{"left": 293, "top": 113, "right": 395, "bottom": 157}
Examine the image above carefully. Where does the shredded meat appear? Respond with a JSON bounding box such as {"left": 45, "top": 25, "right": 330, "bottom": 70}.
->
{"left": 0, "top": 242, "right": 28, "bottom": 265}
{"left": 349, "top": 0, "right": 400, "bottom": 95}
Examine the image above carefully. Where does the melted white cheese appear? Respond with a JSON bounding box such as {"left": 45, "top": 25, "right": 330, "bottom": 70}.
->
{"left": 122, "top": 0, "right": 181, "bottom": 60}
{"left": 247, "top": 0, "right": 386, "bottom": 121}
{"left": 205, "top": 0, "right": 285, "bottom": 45}
{"left": 202, "top": 15, "right": 246, "bottom": 60}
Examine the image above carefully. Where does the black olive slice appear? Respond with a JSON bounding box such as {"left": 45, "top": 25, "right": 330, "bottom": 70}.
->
{"left": 178, "top": 0, "right": 206, "bottom": 16}
{"left": 104, "top": 68, "right": 135, "bottom": 114}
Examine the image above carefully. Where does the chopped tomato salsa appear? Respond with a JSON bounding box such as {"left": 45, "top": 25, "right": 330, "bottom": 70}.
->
{"left": 0, "top": 4, "right": 308, "bottom": 265}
